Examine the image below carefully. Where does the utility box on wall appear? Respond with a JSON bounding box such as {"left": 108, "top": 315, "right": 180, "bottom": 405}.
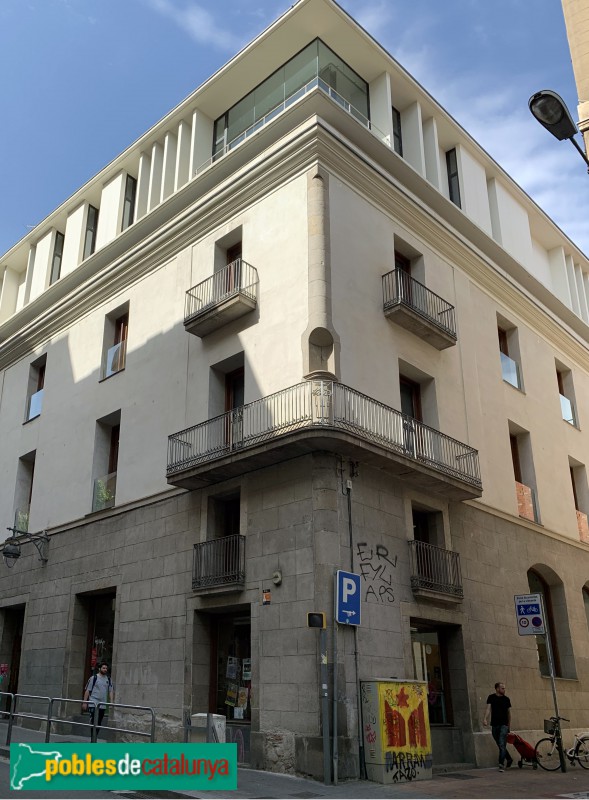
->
{"left": 361, "top": 679, "right": 432, "bottom": 784}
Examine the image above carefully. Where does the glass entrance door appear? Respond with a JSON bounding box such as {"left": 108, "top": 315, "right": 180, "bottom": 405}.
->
{"left": 411, "top": 626, "right": 449, "bottom": 725}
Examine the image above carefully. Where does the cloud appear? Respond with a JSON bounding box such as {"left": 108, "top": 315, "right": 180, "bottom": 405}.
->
{"left": 339, "top": 0, "right": 394, "bottom": 37}
{"left": 144, "top": 0, "right": 241, "bottom": 51}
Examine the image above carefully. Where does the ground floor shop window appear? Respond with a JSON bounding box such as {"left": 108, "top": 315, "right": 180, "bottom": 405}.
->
{"left": 411, "top": 625, "right": 450, "bottom": 725}
{"left": 212, "top": 613, "right": 251, "bottom": 722}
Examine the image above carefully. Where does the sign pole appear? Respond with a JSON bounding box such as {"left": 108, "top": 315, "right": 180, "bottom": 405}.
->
{"left": 319, "top": 626, "right": 331, "bottom": 785}
{"left": 540, "top": 593, "right": 566, "bottom": 773}
{"left": 332, "top": 572, "right": 338, "bottom": 785}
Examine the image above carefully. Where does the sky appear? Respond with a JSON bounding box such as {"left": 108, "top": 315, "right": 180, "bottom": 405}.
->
{"left": 0, "top": 0, "right": 587, "bottom": 258}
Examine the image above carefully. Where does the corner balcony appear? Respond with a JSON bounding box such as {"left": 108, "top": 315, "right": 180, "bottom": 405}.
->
{"left": 184, "top": 260, "right": 258, "bottom": 337}
{"left": 382, "top": 269, "right": 457, "bottom": 350}
{"left": 408, "top": 540, "right": 463, "bottom": 603}
{"left": 167, "top": 381, "right": 481, "bottom": 501}
{"left": 193, "top": 534, "right": 246, "bottom": 594}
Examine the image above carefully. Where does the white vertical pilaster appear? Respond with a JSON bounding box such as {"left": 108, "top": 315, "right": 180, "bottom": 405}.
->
{"left": 574, "top": 264, "right": 589, "bottom": 322}
{"left": 0, "top": 266, "right": 20, "bottom": 323}
{"left": 422, "top": 117, "right": 442, "bottom": 188}
{"left": 161, "top": 131, "right": 178, "bottom": 201}
{"left": 401, "top": 102, "right": 425, "bottom": 175}
{"left": 148, "top": 142, "right": 164, "bottom": 212}
{"left": 190, "top": 109, "right": 214, "bottom": 176}
{"left": 548, "top": 246, "right": 572, "bottom": 306}
{"left": 176, "top": 120, "right": 192, "bottom": 190}
{"left": 95, "top": 172, "right": 125, "bottom": 250}
{"left": 566, "top": 254, "right": 580, "bottom": 315}
{"left": 136, "top": 152, "right": 151, "bottom": 220}
{"left": 61, "top": 203, "right": 86, "bottom": 276}
{"left": 369, "top": 72, "right": 393, "bottom": 147}
{"left": 29, "top": 231, "right": 54, "bottom": 301}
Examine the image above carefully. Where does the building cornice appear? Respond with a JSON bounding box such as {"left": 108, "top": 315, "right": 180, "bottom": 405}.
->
{"left": 1, "top": 100, "right": 589, "bottom": 375}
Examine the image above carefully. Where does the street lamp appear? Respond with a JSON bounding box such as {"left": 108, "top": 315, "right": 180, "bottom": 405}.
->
{"left": 2, "top": 527, "right": 49, "bottom": 568}
{"left": 529, "top": 89, "right": 589, "bottom": 169}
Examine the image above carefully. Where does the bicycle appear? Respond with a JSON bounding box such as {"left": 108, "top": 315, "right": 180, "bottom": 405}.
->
{"left": 534, "top": 716, "right": 589, "bottom": 771}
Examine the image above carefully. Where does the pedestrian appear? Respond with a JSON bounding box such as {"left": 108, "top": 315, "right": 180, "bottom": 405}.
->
{"left": 483, "top": 681, "right": 513, "bottom": 771}
{"left": 82, "top": 662, "right": 114, "bottom": 739}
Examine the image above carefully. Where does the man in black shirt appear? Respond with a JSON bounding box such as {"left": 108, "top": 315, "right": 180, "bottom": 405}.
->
{"left": 483, "top": 682, "right": 513, "bottom": 771}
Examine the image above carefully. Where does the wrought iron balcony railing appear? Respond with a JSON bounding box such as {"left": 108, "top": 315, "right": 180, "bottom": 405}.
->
{"left": 168, "top": 381, "right": 481, "bottom": 489}
{"left": 408, "top": 539, "right": 463, "bottom": 599}
{"left": 185, "top": 260, "right": 258, "bottom": 323}
{"left": 382, "top": 269, "right": 457, "bottom": 341}
{"left": 193, "top": 534, "right": 246, "bottom": 590}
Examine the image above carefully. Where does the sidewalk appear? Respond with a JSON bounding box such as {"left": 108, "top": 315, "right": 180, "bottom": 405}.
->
{"left": 0, "top": 720, "right": 587, "bottom": 799}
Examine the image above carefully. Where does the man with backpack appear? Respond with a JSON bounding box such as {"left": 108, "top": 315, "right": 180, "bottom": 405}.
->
{"left": 82, "top": 662, "right": 114, "bottom": 739}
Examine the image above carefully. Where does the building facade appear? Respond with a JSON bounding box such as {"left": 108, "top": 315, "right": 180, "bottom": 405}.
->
{"left": 1, "top": 0, "right": 589, "bottom": 779}
{"left": 562, "top": 0, "right": 589, "bottom": 156}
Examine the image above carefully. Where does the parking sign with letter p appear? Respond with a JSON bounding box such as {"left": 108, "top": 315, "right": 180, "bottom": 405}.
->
{"left": 335, "top": 570, "right": 361, "bottom": 625}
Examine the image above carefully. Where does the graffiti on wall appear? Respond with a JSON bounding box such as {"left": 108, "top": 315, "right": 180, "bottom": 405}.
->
{"left": 356, "top": 542, "right": 397, "bottom": 604}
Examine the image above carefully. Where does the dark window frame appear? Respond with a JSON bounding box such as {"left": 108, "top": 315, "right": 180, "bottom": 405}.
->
{"left": 83, "top": 205, "right": 99, "bottom": 260}
{"left": 50, "top": 231, "right": 65, "bottom": 285}
{"left": 121, "top": 175, "right": 137, "bottom": 231}
{"left": 446, "top": 148, "right": 461, "bottom": 208}
{"left": 392, "top": 105, "right": 403, "bottom": 156}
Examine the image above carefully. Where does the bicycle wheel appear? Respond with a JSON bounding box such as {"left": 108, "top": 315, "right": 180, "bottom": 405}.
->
{"left": 575, "top": 736, "right": 589, "bottom": 769}
{"left": 535, "top": 737, "right": 560, "bottom": 771}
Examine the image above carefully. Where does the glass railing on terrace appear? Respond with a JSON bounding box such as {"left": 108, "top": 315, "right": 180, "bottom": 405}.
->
{"left": 26, "top": 389, "right": 44, "bottom": 421}
{"left": 198, "top": 79, "right": 387, "bottom": 175}
{"left": 500, "top": 352, "right": 521, "bottom": 389}
{"left": 102, "top": 340, "right": 127, "bottom": 380}
{"left": 559, "top": 393, "right": 576, "bottom": 426}
{"left": 14, "top": 507, "right": 30, "bottom": 533}
{"left": 92, "top": 472, "right": 117, "bottom": 513}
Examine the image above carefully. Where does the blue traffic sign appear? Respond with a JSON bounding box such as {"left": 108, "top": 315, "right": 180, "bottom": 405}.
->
{"left": 514, "top": 593, "right": 545, "bottom": 636}
{"left": 336, "top": 570, "right": 361, "bottom": 626}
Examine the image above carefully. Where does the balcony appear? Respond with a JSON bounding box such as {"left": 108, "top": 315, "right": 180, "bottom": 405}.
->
{"left": 500, "top": 352, "right": 522, "bottom": 389}
{"left": 382, "top": 269, "right": 457, "bottom": 349}
{"left": 25, "top": 389, "right": 44, "bottom": 421}
{"left": 560, "top": 394, "right": 576, "bottom": 426}
{"left": 168, "top": 381, "right": 482, "bottom": 500}
{"left": 184, "top": 260, "right": 258, "bottom": 337}
{"left": 102, "top": 340, "right": 126, "bottom": 380}
{"left": 408, "top": 540, "right": 463, "bottom": 602}
{"left": 193, "top": 534, "right": 245, "bottom": 593}
{"left": 515, "top": 480, "right": 539, "bottom": 523}
{"left": 92, "top": 472, "right": 117, "bottom": 513}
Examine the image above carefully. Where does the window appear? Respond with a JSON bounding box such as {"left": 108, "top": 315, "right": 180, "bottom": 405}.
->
{"left": 446, "top": 148, "right": 461, "bottom": 208}
{"left": 101, "top": 306, "right": 129, "bottom": 380}
{"left": 212, "top": 39, "right": 369, "bottom": 158}
{"left": 49, "top": 231, "right": 64, "bottom": 285}
{"left": 392, "top": 106, "right": 403, "bottom": 156}
{"left": 14, "top": 451, "right": 36, "bottom": 533}
{"left": 83, "top": 205, "right": 99, "bottom": 260}
{"left": 25, "top": 356, "right": 46, "bottom": 422}
{"left": 509, "top": 427, "right": 539, "bottom": 522}
{"left": 498, "top": 323, "right": 522, "bottom": 389}
{"left": 92, "top": 413, "right": 120, "bottom": 512}
{"left": 121, "top": 175, "right": 137, "bottom": 231}
{"left": 569, "top": 461, "right": 589, "bottom": 542}
{"left": 556, "top": 363, "right": 577, "bottom": 426}
{"left": 527, "top": 568, "right": 576, "bottom": 679}
{"left": 400, "top": 375, "right": 422, "bottom": 421}
{"left": 583, "top": 586, "right": 589, "bottom": 633}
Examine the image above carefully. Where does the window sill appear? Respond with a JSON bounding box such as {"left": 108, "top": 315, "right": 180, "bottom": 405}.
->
{"left": 23, "top": 413, "right": 41, "bottom": 425}
{"left": 562, "top": 419, "right": 579, "bottom": 430}
{"left": 99, "top": 367, "right": 125, "bottom": 384}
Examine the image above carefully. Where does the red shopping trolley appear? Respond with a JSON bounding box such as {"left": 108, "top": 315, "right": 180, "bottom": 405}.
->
{"left": 506, "top": 731, "right": 538, "bottom": 769}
